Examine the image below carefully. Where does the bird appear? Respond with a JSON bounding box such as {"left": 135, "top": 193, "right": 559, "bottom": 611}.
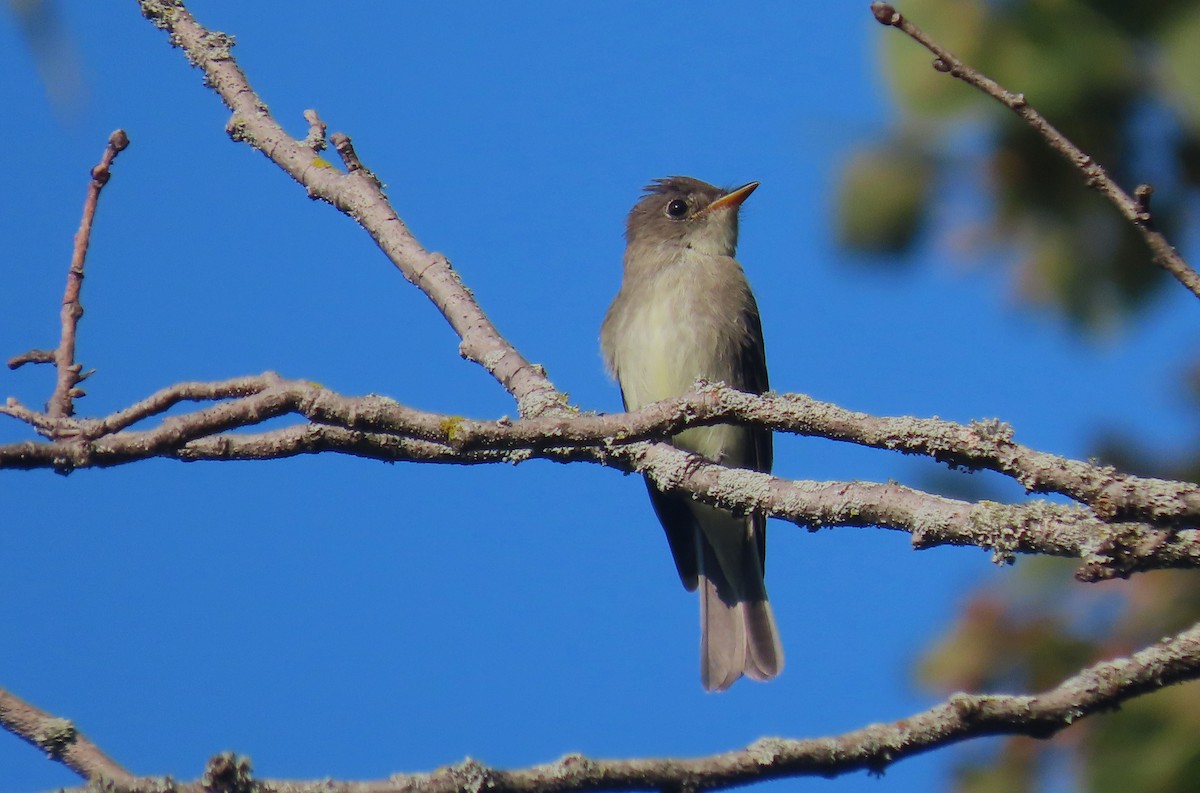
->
{"left": 600, "top": 176, "right": 782, "bottom": 691}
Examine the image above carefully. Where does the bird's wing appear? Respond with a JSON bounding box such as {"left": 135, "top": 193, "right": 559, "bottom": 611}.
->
{"left": 620, "top": 386, "right": 700, "bottom": 590}
{"left": 738, "top": 290, "right": 772, "bottom": 472}
{"left": 737, "top": 291, "right": 773, "bottom": 571}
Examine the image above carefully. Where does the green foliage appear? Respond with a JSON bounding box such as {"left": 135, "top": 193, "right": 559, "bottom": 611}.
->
{"left": 920, "top": 560, "right": 1200, "bottom": 792}
{"left": 872, "top": 11, "right": 1200, "bottom": 785}
{"left": 850, "top": 0, "right": 1200, "bottom": 329}
{"left": 836, "top": 145, "right": 932, "bottom": 252}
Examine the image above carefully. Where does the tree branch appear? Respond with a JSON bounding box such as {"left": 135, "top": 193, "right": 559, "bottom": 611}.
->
{"left": 6, "top": 129, "right": 130, "bottom": 421}
{"left": 0, "top": 687, "right": 132, "bottom": 783}
{"left": 4, "top": 378, "right": 1198, "bottom": 580}
{"left": 870, "top": 1, "right": 1200, "bottom": 300}
{"left": 37, "top": 617, "right": 1200, "bottom": 791}
{"left": 136, "top": 0, "right": 565, "bottom": 418}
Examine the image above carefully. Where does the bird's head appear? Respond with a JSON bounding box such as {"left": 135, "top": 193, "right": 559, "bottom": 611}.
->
{"left": 625, "top": 176, "right": 758, "bottom": 258}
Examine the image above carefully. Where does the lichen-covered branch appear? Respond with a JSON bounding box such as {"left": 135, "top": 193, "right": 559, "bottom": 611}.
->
{"left": 0, "top": 688, "right": 132, "bottom": 783}
{"left": 38, "top": 617, "right": 1200, "bottom": 791}
{"left": 4, "top": 377, "right": 1198, "bottom": 580}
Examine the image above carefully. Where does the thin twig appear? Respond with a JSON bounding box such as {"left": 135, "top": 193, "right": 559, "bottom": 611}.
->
{"left": 45, "top": 130, "right": 130, "bottom": 419}
{"left": 7, "top": 349, "right": 55, "bottom": 368}
{"left": 6, "top": 130, "right": 130, "bottom": 415}
{"left": 870, "top": 2, "right": 1200, "bottom": 300}
{"left": 0, "top": 687, "right": 133, "bottom": 783}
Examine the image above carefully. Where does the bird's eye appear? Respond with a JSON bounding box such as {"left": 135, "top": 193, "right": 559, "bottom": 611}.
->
{"left": 665, "top": 199, "right": 689, "bottom": 218}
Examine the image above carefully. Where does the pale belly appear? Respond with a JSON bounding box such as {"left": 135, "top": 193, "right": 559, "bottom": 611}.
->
{"left": 617, "top": 283, "right": 750, "bottom": 466}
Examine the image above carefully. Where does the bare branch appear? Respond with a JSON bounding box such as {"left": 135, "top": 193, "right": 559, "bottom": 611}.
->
{"left": 0, "top": 687, "right": 132, "bottom": 783}
{"left": 7, "top": 349, "right": 55, "bottom": 368}
{"left": 41, "top": 618, "right": 1200, "bottom": 791}
{"left": 620, "top": 443, "right": 1200, "bottom": 582}
{"left": 23, "top": 374, "right": 1198, "bottom": 528}
{"left": 424, "top": 384, "right": 1200, "bottom": 527}
{"left": 870, "top": 1, "right": 1200, "bottom": 300}
{"left": 135, "top": 0, "right": 566, "bottom": 418}
{"left": 6, "top": 129, "right": 129, "bottom": 421}
{"left": 4, "top": 378, "right": 1198, "bottom": 579}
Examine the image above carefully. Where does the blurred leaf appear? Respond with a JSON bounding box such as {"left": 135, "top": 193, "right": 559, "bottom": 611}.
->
{"left": 982, "top": 0, "right": 1134, "bottom": 120}
{"left": 1090, "top": 0, "right": 1199, "bottom": 35}
{"left": 919, "top": 559, "right": 1200, "bottom": 792}
{"left": 836, "top": 145, "right": 931, "bottom": 253}
{"left": 919, "top": 558, "right": 1102, "bottom": 694}
{"left": 1014, "top": 205, "right": 1165, "bottom": 328}
{"left": 880, "top": 0, "right": 988, "bottom": 117}
{"left": 1162, "top": 3, "right": 1200, "bottom": 136}
{"left": 852, "top": 0, "right": 1198, "bottom": 330}
{"left": 950, "top": 739, "right": 1040, "bottom": 793}
{"left": 874, "top": 3, "right": 1200, "bottom": 790}
{"left": 1084, "top": 690, "right": 1200, "bottom": 793}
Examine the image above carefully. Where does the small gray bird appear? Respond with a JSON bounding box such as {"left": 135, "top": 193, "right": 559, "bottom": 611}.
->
{"left": 601, "top": 176, "right": 783, "bottom": 691}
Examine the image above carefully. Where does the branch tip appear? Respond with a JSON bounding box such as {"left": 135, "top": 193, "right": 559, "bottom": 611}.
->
{"left": 108, "top": 129, "right": 130, "bottom": 153}
{"left": 36, "top": 127, "right": 131, "bottom": 417}
{"left": 331, "top": 132, "right": 362, "bottom": 172}
{"left": 871, "top": 2, "right": 900, "bottom": 25}
{"left": 1134, "top": 183, "right": 1155, "bottom": 222}
{"left": 302, "top": 109, "right": 327, "bottom": 153}
{"left": 7, "top": 349, "right": 55, "bottom": 369}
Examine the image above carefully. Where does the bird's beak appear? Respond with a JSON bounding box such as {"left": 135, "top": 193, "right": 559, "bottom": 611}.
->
{"left": 699, "top": 181, "right": 759, "bottom": 216}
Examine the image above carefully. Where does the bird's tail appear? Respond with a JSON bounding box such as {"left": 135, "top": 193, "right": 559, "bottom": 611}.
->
{"left": 697, "top": 514, "right": 783, "bottom": 692}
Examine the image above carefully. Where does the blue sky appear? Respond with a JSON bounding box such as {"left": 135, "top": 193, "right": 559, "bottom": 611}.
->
{"left": 3, "top": 3, "right": 1199, "bottom": 792}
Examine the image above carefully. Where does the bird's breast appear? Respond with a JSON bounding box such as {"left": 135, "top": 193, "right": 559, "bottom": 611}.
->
{"left": 610, "top": 251, "right": 751, "bottom": 410}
